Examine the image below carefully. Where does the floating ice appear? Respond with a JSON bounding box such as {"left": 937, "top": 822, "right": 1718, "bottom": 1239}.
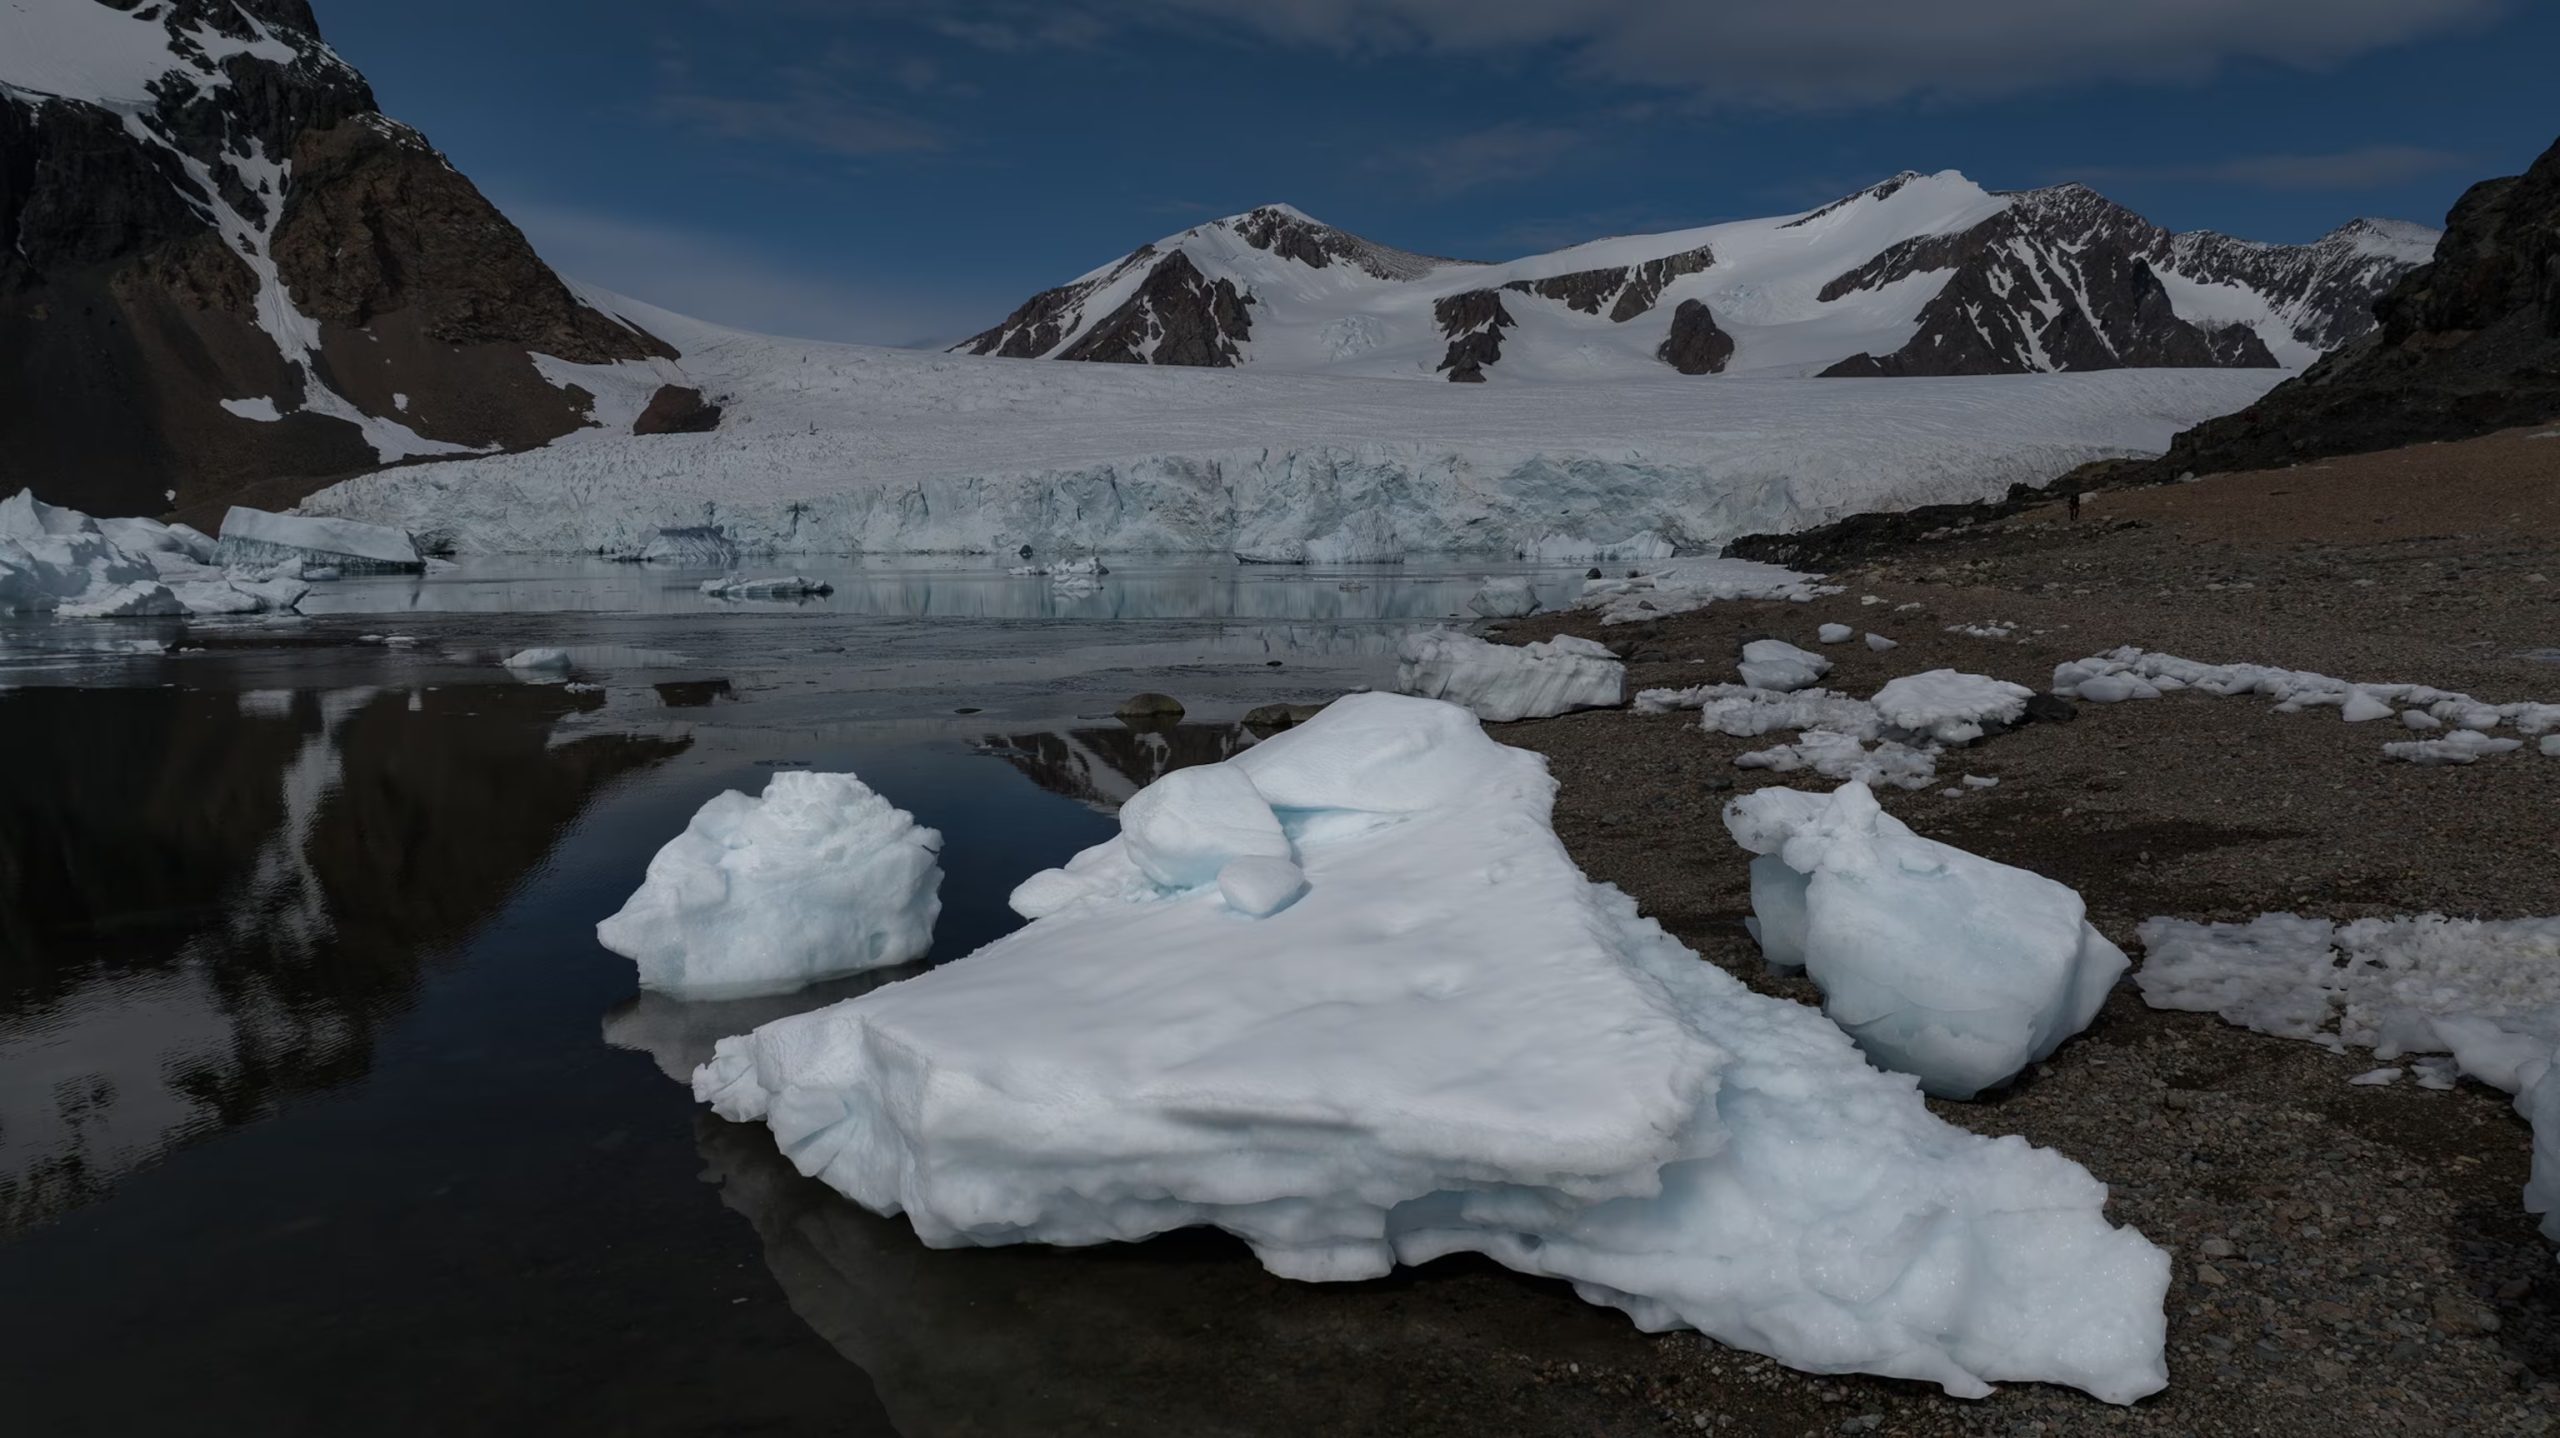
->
{"left": 1727, "top": 783, "right": 2127, "bottom": 1099}
{"left": 1736, "top": 639, "right": 1830, "bottom": 692}
{"left": 598, "top": 770, "right": 944, "bottom": 998}
{"left": 212, "top": 506, "right": 422, "bottom": 574}
{"left": 702, "top": 575, "right": 834, "bottom": 599}
{"left": 1394, "top": 630, "right": 1625, "bottom": 722}
{"left": 1466, "top": 576, "right": 1539, "bottom": 619}
{"left": 695, "top": 694, "right": 2168, "bottom": 1402}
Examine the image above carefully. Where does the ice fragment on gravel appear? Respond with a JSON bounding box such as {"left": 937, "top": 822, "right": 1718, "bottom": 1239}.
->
{"left": 1577, "top": 559, "right": 1837, "bottom": 626}
{"left": 695, "top": 695, "right": 2170, "bottom": 1403}
{"left": 1726, "top": 783, "right": 2127, "bottom": 1099}
{"left": 1736, "top": 639, "right": 1830, "bottom": 692}
{"left": 2349, "top": 1067, "right": 2403, "bottom": 1086}
{"left": 2340, "top": 691, "right": 2395, "bottom": 723}
{"left": 1864, "top": 633, "right": 1898, "bottom": 653}
{"left": 2384, "top": 731, "right": 2522, "bottom": 765}
{"left": 598, "top": 770, "right": 942, "bottom": 998}
{"left": 1737, "top": 731, "right": 1941, "bottom": 791}
{"left": 1870, "top": 670, "right": 2034, "bottom": 745}
{"left": 1817, "top": 623, "right": 1853, "bottom": 644}
{"left": 1395, "top": 630, "right": 1624, "bottom": 722}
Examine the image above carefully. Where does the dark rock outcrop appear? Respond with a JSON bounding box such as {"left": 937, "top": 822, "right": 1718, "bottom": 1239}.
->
{"left": 633, "top": 385, "right": 722, "bottom": 436}
{"left": 1818, "top": 185, "right": 2290, "bottom": 377}
{"left": 0, "top": 0, "right": 672, "bottom": 519}
{"left": 1433, "top": 289, "right": 1516, "bottom": 382}
{"left": 2137, "top": 134, "right": 2560, "bottom": 476}
{"left": 1056, "top": 252, "right": 1252, "bottom": 366}
{"left": 1502, "top": 244, "right": 1716, "bottom": 323}
{"left": 1656, "top": 299, "right": 1735, "bottom": 375}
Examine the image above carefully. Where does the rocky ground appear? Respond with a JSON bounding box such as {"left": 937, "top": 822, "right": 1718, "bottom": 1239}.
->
{"left": 1471, "top": 425, "right": 2560, "bottom": 1435}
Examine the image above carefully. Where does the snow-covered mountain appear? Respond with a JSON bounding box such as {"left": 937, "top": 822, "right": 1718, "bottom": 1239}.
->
{"left": 0, "top": 0, "right": 673, "bottom": 519}
{"left": 956, "top": 178, "right": 2438, "bottom": 382}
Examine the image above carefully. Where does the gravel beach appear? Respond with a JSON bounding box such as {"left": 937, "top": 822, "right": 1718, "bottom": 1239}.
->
{"left": 1467, "top": 426, "right": 2560, "bottom": 1434}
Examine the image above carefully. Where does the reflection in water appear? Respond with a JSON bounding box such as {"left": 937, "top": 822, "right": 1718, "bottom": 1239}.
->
{"left": 601, "top": 968, "right": 919, "bottom": 1084}
{"left": 0, "top": 684, "right": 687, "bottom": 1233}
{"left": 977, "top": 722, "right": 1258, "bottom": 811}
{"left": 299, "top": 557, "right": 1588, "bottom": 622}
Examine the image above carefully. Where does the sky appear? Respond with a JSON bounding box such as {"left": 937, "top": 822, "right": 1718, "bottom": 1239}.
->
{"left": 316, "top": 0, "right": 2560, "bottom": 350}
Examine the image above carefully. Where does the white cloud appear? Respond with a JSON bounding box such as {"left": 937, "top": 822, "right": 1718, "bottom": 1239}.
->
{"left": 497, "top": 198, "right": 989, "bottom": 349}
{"left": 1131, "top": 0, "right": 2506, "bottom": 107}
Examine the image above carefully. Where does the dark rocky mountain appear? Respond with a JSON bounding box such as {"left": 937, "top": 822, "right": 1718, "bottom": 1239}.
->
{"left": 0, "top": 0, "right": 673, "bottom": 518}
{"left": 2141, "top": 134, "right": 2560, "bottom": 477}
{"left": 951, "top": 180, "right": 2435, "bottom": 385}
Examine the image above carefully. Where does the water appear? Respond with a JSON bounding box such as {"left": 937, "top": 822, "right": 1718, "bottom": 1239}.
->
{"left": 0, "top": 560, "right": 1642, "bottom": 1436}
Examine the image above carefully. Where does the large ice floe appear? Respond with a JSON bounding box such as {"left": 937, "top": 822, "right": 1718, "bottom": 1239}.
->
{"left": 212, "top": 506, "right": 422, "bottom": 574}
{"left": 1393, "top": 630, "right": 1625, "bottom": 722}
{"left": 2054, "top": 648, "right": 2560, "bottom": 765}
{"left": 696, "top": 694, "right": 2170, "bottom": 1402}
{"left": 0, "top": 489, "right": 306, "bottom": 617}
{"left": 2137, "top": 913, "right": 2560, "bottom": 1242}
{"left": 1727, "top": 784, "right": 2128, "bottom": 1099}
{"left": 598, "top": 771, "right": 944, "bottom": 998}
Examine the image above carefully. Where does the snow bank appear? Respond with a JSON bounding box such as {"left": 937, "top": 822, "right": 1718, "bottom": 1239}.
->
{"left": 1727, "top": 785, "right": 2127, "bottom": 1099}
{"left": 2139, "top": 912, "right": 2560, "bottom": 1243}
{"left": 1737, "top": 639, "right": 1830, "bottom": 692}
{"left": 694, "top": 694, "right": 2168, "bottom": 1401}
{"left": 2056, "top": 647, "right": 2559, "bottom": 766}
{"left": 1579, "top": 558, "right": 1838, "bottom": 625}
{"left": 212, "top": 506, "right": 420, "bottom": 573}
{"left": 1393, "top": 630, "right": 1625, "bottom": 722}
{"left": 292, "top": 297, "right": 2275, "bottom": 559}
{"left": 598, "top": 771, "right": 944, "bottom": 998}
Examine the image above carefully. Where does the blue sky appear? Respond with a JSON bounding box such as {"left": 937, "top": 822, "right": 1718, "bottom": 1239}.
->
{"left": 319, "top": 0, "right": 2559, "bottom": 349}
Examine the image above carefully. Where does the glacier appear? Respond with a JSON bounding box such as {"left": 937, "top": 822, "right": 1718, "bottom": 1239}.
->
{"left": 287, "top": 294, "right": 2281, "bottom": 561}
{"left": 696, "top": 694, "right": 2169, "bottom": 1402}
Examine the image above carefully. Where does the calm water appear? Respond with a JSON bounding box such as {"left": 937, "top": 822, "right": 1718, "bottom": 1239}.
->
{"left": 0, "top": 559, "right": 1625, "bottom": 1436}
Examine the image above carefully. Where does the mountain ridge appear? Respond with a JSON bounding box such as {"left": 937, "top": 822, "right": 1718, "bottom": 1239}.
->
{"left": 956, "top": 177, "right": 2437, "bottom": 384}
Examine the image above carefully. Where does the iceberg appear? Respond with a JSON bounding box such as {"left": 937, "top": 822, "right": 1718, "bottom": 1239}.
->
{"left": 599, "top": 770, "right": 944, "bottom": 998}
{"left": 1465, "top": 576, "right": 1538, "bottom": 619}
{"left": 701, "top": 575, "right": 834, "bottom": 599}
{"left": 697, "top": 695, "right": 2169, "bottom": 1403}
{"left": 1725, "top": 783, "right": 2128, "bottom": 1099}
{"left": 212, "top": 506, "right": 422, "bottom": 574}
{"left": 1393, "top": 630, "right": 1625, "bottom": 722}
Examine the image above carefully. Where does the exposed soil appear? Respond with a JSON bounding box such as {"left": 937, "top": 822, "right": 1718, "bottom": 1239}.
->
{"left": 1468, "top": 432, "right": 2560, "bottom": 1434}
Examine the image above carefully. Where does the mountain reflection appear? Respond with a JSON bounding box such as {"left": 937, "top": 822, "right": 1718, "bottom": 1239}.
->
{"left": 976, "top": 722, "right": 1258, "bottom": 811}
{"left": 0, "top": 684, "right": 687, "bottom": 1233}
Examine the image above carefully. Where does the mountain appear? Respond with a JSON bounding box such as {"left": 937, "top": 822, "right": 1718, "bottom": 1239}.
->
{"left": 2139, "top": 133, "right": 2560, "bottom": 477}
{"left": 955, "top": 179, "right": 2438, "bottom": 384}
{"left": 0, "top": 0, "right": 675, "bottom": 519}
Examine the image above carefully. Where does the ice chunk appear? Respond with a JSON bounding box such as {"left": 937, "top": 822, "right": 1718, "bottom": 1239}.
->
{"left": 1577, "top": 559, "right": 1838, "bottom": 626}
{"left": 2544, "top": 736, "right": 2560, "bottom": 758}
{"left": 2384, "top": 731, "right": 2522, "bottom": 765}
{"left": 2340, "top": 690, "right": 2395, "bottom": 723}
{"left": 702, "top": 575, "right": 834, "bottom": 599}
{"left": 1870, "top": 670, "right": 2035, "bottom": 744}
{"left": 1736, "top": 731, "right": 1940, "bottom": 791}
{"left": 1864, "top": 632, "right": 1898, "bottom": 653}
{"left": 2525, "top": 1061, "right": 2560, "bottom": 1244}
{"left": 1119, "top": 764, "right": 1293, "bottom": 889}
{"left": 1817, "top": 622, "right": 1853, "bottom": 644}
{"left": 1725, "top": 783, "right": 2128, "bottom": 1099}
{"left": 55, "top": 580, "right": 184, "bottom": 618}
{"left": 212, "top": 506, "right": 421, "bottom": 574}
{"left": 2400, "top": 710, "right": 2441, "bottom": 731}
{"left": 1736, "top": 639, "right": 1829, "bottom": 692}
{"left": 2349, "top": 1067, "right": 2403, "bottom": 1086}
{"left": 1395, "top": 629, "right": 1624, "bottom": 722}
{"left": 597, "top": 770, "right": 944, "bottom": 998}
{"left": 1218, "top": 857, "right": 1308, "bottom": 917}
{"left": 695, "top": 694, "right": 2169, "bottom": 1403}
{"left": 504, "top": 648, "right": 574, "bottom": 671}
{"left": 1466, "top": 576, "right": 1538, "bottom": 618}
